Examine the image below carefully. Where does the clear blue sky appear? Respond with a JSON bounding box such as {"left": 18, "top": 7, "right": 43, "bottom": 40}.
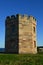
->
{"left": 0, "top": 0, "right": 43, "bottom": 48}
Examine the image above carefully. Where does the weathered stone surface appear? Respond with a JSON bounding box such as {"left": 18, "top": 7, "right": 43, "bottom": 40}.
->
{"left": 19, "top": 15, "right": 37, "bottom": 54}
{"left": 5, "top": 14, "right": 37, "bottom": 54}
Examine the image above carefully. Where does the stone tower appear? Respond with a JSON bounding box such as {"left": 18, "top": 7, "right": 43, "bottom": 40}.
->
{"left": 5, "top": 14, "right": 37, "bottom": 54}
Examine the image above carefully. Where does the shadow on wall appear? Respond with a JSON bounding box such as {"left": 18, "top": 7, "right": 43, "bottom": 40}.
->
{"left": 5, "top": 14, "right": 19, "bottom": 54}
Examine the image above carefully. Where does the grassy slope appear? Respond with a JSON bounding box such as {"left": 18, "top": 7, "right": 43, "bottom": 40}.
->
{"left": 0, "top": 54, "right": 43, "bottom": 65}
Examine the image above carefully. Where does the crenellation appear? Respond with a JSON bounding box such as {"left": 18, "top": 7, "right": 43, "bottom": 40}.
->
{"left": 11, "top": 15, "right": 16, "bottom": 19}
{"left": 5, "top": 14, "right": 37, "bottom": 54}
{"left": 6, "top": 16, "right": 10, "bottom": 19}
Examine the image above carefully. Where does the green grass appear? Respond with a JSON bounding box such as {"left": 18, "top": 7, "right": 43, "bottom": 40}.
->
{"left": 0, "top": 53, "right": 43, "bottom": 65}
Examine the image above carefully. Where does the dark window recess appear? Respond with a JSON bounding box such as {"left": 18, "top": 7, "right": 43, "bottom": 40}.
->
{"left": 33, "top": 27, "right": 35, "bottom": 33}
{"left": 34, "top": 41, "right": 36, "bottom": 47}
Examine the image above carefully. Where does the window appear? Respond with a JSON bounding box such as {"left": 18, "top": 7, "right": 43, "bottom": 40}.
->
{"left": 33, "top": 27, "right": 35, "bottom": 33}
{"left": 34, "top": 41, "right": 36, "bottom": 47}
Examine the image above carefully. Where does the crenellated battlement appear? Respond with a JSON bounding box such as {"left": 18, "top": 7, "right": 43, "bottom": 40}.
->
{"left": 18, "top": 14, "right": 36, "bottom": 22}
{"left": 5, "top": 14, "right": 37, "bottom": 54}
{"left": 6, "top": 14, "right": 36, "bottom": 22}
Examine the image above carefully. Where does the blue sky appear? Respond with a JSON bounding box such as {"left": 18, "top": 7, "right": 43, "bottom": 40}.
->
{"left": 0, "top": 0, "right": 43, "bottom": 48}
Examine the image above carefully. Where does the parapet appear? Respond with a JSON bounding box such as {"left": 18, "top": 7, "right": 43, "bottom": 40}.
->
{"left": 28, "top": 16, "right": 36, "bottom": 21}
{"left": 17, "top": 14, "right": 36, "bottom": 21}
{"left": 5, "top": 14, "right": 36, "bottom": 22}
{"left": 6, "top": 15, "right": 16, "bottom": 21}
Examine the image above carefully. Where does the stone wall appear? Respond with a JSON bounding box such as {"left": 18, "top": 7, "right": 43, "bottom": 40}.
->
{"left": 5, "top": 14, "right": 37, "bottom": 54}
{"left": 19, "top": 14, "right": 37, "bottom": 54}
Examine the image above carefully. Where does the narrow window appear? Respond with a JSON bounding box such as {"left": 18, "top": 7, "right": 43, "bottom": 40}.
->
{"left": 34, "top": 41, "right": 36, "bottom": 47}
{"left": 33, "top": 27, "right": 35, "bottom": 33}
